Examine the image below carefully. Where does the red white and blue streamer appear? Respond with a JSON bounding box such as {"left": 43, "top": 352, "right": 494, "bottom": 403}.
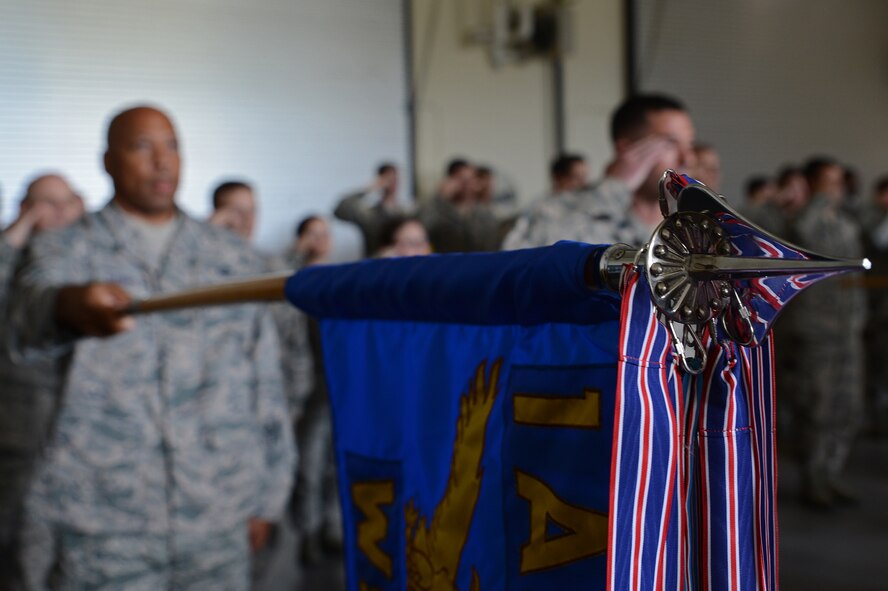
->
{"left": 608, "top": 270, "right": 778, "bottom": 591}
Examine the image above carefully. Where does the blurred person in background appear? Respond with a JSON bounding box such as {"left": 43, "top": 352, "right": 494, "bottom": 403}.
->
{"left": 691, "top": 142, "right": 722, "bottom": 192}
{"left": 473, "top": 165, "right": 495, "bottom": 204}
{"left": 504, "top": 93, "right": 697, "bottom": 250}
{"left": 277, "top": 214, "right": 341, "bottom": 567}
{"left": 2, "top": 174, "right": 84, "bottom": 252}
{"left": 0, "top": 173, "right": 84, "bottom": 585}
{"left": 292, "top": 215, "right": 332, "bottom": 267}
{"left": 739, "top": 174, "right": 784, "bottom": 237}
{"left": 843, "top": 166, "right": 862, "bottom": 213}
{"left": 334, "top": 163, "right": 403, "bottom": 258}
{"left": 208, "top": 179, "right": 258, "bottom": 242}
{"left": 548, "top": 153, "right": 590, "bottom": 196}
{"left": 785, "top": 156, "right": 866, "bottom": 509}
{"left": 776, "top": 166, "right": 810, "bottom": 219}
{"left": 376, "top": 216, "right": 431, "bottom": 258}
{"left": 419, "top": 158, "right": 499, "bottom": 253}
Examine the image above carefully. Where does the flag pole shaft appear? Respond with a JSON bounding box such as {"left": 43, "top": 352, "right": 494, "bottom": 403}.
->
{"left": 125, "top": 272, "right": 290, "bottom": 315}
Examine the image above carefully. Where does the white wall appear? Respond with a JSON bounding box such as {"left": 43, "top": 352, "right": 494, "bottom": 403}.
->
{"left": 411, "top": 0, "right": 625, "bottom": 205}
{"left": 563, "top": 0, "right": 625, "bottom": 177}
{"left": 636, "top": 0, "right": 888, "bottom": 203}
{"left": 0, "top": 0, "right": 408, "bottom": 257}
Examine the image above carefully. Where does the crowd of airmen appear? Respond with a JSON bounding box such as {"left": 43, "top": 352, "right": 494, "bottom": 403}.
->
{"left": 0, "top": 94, "right": 884, "bottom": 589}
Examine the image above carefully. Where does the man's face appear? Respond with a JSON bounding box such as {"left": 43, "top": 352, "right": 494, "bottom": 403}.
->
{"left": 473, "top": 172, "right": 493, "bottom": 202}
{"left": 779, "top": 174, "right": 810, "bottom": 213}
{"left": 23, "top": 175, "right": 84, "bottom": 232}
{"left": 815, "top": 164, "right": 846, "bottom": 202}
{"left": 693, "top": 148, "right": 721, "bottom": 191}
{"left": 381, "top": 169, "right": 399, "bottom": 194}
{"left": 450, "top": 165, "right": 476, "bottom": 202}
{"left": 639, "top": 109, "right": 696, "bottom": 198}
{"left": 216, "top": 187, "right": 257, "bottom": 241}
{"left": 567, "top": 161, "right": 589, "bottom": 191}
{"left": 104, "top": 108, "right": 180, "bottom": 218}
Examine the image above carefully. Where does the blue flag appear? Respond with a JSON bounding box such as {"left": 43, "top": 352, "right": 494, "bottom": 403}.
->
{"left": 287, "top": 242, "right": 623, "bottom": 590}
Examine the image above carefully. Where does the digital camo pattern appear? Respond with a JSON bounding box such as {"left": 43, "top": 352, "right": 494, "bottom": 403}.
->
{"left": 1, "top": 236, "right": 67, "bottom": 568}
{"left": 268, "top": 251, "right": 341, "bottom": 542}
{"left": 266, "top": 251, "right": 314, "bottom": 418}
{"left": 502, "top": 179, "right": 650, "bottom": 250}
{"left": 20, "top": 515, "right": 249, "bottom": 591}
{"left": 784, "top": 193, "right": 866, "bottom": 493}
{"left": 8, "top": 204, "right": 296, "bottom": 542}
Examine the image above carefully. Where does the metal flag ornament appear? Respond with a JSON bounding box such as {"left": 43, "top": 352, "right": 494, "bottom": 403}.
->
{"left": 598, "top": 170, "right": 870, "bottom": 373}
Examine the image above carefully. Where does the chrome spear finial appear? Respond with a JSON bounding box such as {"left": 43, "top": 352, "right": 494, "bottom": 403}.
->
{"left": 600, "top": 170, "right": 869, "bottom": 373}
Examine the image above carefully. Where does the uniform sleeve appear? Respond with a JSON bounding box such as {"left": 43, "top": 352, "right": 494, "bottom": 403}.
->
{"left": 269, "top": 302, "right": 315, "bottom": 418}
{"left": 6, "top": 226, "right": 86, "bottom": 358}
{"left": 333, "top": 190, "right": 374, "bottom": 225}
{"left": 251, "top": 307, "right": 298, "bottom": 521}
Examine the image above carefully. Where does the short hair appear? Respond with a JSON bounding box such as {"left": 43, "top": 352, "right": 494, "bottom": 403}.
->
{"left": 776, "top": 166, "right": 802, "bottom": 188}
{"left": 745, "top": 176, "right": 770, "bottom": 197}
{"left": 475, "top": 166, "right": 492, "bottom": 178}
{"left": 550, "top": 153, "right": 585, "bottom": 179}
{"left": 610, "top": 94, "right": 687, "bottom": 142}
{"left": 295, "top": 215, "right": 323, "bottom": 238}
{"left": 875, "top": 176, "right": 888, "bottom": 194}
{"left": 377, "top": 162, "right": 396, "bottom": 176}
{"left": 446, "top": 158, "right": 471, "bottom": 177}
{"left": 212, "top": 180, "right": 252, "bottom": 209}
{"left": 802, "top": 156, "right": 839, "bottom": 184}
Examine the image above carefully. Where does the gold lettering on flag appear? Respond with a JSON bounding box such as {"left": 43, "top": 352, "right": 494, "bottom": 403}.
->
{"left": 513, "top": 389, "right": 601, "bottom": 429}
{"left": 353, "top": 480, "right": 395, "bottom": 578}
{"left": 515, "top": 470, "right": 607, "bottom": 573}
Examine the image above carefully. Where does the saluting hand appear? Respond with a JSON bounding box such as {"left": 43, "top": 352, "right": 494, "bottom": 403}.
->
{"left": 55, "top": 282, "right": 136, "bottom": 337}
{"left": 605, "top": 135, "right": 677, "bottom": 192}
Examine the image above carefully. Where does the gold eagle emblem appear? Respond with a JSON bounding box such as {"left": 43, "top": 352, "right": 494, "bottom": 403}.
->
{"left": 404, "top": 359, "right": 503, "bottom": 591}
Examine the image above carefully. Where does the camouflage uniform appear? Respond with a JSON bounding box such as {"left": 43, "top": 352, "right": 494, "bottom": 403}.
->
{"left": 266, "top": 252, "right": 314, "bottom": 417}
{"left": 786, "top": 194, "right": 866, "bottom": 502}
{"left": 418, "top": 197, "right": 500, "bottom": 253}
{"left": 268, "top": 252, "right": 341, "bottom": 559}
{"left": 2, "top": 237, "right": 64, "bottom": 591}
{"left": 7, "top": 205, "right": 296, "bottom": 590}
{"left": 502, "top": 178, "right": 650, "bottom": 250}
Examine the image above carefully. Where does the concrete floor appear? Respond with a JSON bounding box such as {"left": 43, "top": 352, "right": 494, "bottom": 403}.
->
{"left": 257, "top": 437, "right": 888, "bottom": 590}
{"left": 778, "top": 436, "right": 888, "bottom": 591}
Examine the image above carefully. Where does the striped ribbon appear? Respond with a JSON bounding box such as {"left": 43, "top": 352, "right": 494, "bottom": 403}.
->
{"left": 608, "top": 270, "right": 778, "bottom": 591}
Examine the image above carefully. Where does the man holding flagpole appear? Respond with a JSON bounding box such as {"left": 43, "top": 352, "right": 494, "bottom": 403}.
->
{"left": 7, "top": 106, "right": 295, "bottom": 590}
